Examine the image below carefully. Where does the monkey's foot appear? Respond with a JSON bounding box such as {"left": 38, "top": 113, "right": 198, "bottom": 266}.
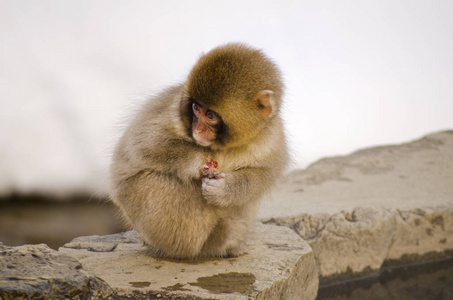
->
{"left": 226, "top": 245, "right": 247, "bottom": 258}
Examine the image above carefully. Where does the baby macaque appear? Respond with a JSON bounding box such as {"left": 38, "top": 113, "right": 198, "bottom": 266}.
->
{"left": 110, "top": 43, "right": 288, "bottom": 259}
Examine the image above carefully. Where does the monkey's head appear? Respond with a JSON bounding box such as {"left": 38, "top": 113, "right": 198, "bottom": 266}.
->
{"left": 182, "top": 43, "right": 283, "bottom": 149}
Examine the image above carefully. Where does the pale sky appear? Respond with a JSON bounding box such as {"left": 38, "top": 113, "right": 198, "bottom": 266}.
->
{"left": 1, "top": 0, "right": 452, "bottom": 196}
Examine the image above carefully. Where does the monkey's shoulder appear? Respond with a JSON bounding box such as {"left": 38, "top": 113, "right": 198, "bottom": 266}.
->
{"left": 215, "top": 141, "right": 288, "bottom": 173}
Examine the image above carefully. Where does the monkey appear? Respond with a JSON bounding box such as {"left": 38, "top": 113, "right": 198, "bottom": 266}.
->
{"left": 110, "top": 43, "right": 289, "bottom": 259}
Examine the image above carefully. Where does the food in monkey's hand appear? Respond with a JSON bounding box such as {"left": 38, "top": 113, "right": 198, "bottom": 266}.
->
{"left": 203, "top": 159, "right": 219, "bottom": 179}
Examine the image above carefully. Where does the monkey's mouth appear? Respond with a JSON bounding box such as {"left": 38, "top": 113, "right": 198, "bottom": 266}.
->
{"left": 195, "top": 139, "right": 214, "bottom": 147}
{"left": 193, "top": 135, "right": 215, "bottom": 147}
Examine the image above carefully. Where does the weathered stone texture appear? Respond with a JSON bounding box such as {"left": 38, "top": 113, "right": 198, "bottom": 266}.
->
{"left": 60, "top": 223, "right": 318, "bottom": 300}
{"left": 259, "top": 131, "right": 453, "bottom": 281}
{"left": 0, "top": 243, "right": 114, "bottom": 299}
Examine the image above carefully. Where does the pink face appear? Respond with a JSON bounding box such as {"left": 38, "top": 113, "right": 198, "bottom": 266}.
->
{"left": 191, "top": 102, "right": 220, "bottom": 147}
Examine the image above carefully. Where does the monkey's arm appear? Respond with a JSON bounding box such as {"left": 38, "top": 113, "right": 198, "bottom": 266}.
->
{"left": 113, "top": 132, "right": 208, "bottom": 187}
{"left": 141, "top": 142, "right": 208, "bottom": 182}
{"left": 202, "top": 166, "right": 278, "bottom": 207}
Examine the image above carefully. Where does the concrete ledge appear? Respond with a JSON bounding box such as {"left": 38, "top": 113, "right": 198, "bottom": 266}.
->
{"left": 59, "top": 223, "right": 318, "bottom": 299}
{"left": 259, "top": 130, "right": 453, "bottom": 282}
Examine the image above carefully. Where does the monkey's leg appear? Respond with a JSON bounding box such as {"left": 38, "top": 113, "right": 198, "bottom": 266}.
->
{"left": 200, "top": 201, "right": 259, "bottom": 257}
{"left": 115, "top": 171, "right": 219, "bottom": 259}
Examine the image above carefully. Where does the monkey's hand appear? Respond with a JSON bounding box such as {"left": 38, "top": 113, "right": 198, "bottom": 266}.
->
{"left": 201, "top": 174, "right": 232, "bottom": 207}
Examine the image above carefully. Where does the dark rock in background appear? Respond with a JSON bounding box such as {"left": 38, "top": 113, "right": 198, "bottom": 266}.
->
{"left": 0, "top": 195, "right": 125, "bottom": 250}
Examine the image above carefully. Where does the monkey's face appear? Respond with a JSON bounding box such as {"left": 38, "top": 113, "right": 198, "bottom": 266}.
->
{"left": 184, "top": 43, "right": 283, "bottom": 149}
{"left": 191, "top": 102, "right": 221, "bottom": 147}
{"left": 186, "top": 93, "right": 274, "bottom": 149}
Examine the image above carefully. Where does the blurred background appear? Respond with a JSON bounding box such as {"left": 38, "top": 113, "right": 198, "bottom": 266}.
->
{"left": 1, "top": 0, "right": 452, "bottom": 248}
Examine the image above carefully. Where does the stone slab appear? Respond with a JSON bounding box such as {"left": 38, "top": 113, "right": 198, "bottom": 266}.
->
{"left": 60, "top": 223, "right": 318, "bottom": 300}
{"left": 258, "top": 131, "right": 453, "bottom": 281}
{"left": 0, "top": 243, "right": 114, "bottom": 299}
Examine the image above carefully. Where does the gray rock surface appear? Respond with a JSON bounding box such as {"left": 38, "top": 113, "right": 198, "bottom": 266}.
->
{"left": 60, "top": 223, "right": 319, "bottom": 300}
{"left": 259, "top": 130, "right": 453, "bottom": 282}
{"left": 0, "top": 243, "right": 114, "bottom": 299}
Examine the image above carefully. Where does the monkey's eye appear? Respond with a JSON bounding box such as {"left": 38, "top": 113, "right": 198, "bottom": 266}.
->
{"left": 192, "top": 103, "right": 200, "bottom": 112}
{"left": 206, "top": 110, "right": 217, "bottom": 121}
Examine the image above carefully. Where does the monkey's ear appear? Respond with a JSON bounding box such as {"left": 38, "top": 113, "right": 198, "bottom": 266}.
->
{"left": 256, "top": 90, "right": 275, "bottom": 118}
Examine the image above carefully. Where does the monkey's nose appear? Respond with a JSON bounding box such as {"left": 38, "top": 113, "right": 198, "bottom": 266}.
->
{"left": 195, "top": 126, "right": 205, "bottom": 133}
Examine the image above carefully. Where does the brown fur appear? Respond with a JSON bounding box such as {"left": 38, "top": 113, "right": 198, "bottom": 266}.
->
{"left": 110, "top": 43, "right": 288, "bottom": 259}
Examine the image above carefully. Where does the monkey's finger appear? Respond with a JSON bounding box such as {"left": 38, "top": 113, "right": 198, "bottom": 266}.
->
{"left": 202, "top": 177, "right": 218, "bottom": 188}
{"left": 215, "top": 173, "right": 225, "bottom": 179}
{"left": 206, "top": 171, "right": 220, "bottom": 179}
